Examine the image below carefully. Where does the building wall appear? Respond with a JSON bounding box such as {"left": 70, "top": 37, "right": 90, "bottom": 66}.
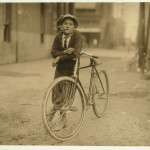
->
{"left": 17, "top": 3, "right": 48, "bottom": 62}
{"left": 16, "top": 3, "right": 55, "bottom": 62}
{"left": 0, "top": 3, "right": 56, "bottom": 65}
{"left": 0, "top": 3, "right": 17, "bottom": 64}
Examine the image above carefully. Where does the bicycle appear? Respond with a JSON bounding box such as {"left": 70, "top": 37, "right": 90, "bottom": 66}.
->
{"left": 42, "top": 52, "right": 109, "bottom": 141}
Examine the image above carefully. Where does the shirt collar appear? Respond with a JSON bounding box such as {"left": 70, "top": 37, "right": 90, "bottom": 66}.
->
{"left": 62, "top": 33, "right": 73, "bottom": 39}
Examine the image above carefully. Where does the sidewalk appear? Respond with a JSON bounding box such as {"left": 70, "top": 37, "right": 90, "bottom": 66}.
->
{"left": 83, "top": 48, "right": 136, "bottom": 60}
{"left": 0, "top": 48, "right": 136, "bottom": 79}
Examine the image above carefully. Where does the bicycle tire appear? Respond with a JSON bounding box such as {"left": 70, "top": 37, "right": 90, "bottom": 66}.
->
{"left": 42, "top": 76, "right": 85, "bottom": 141}
{"left": 92, "top": 69, "right": 109, "bottom": 118}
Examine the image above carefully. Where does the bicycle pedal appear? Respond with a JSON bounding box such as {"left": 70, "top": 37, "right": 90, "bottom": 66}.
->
{"left": 51, "top": 117, "right": 67, "bottom": 131}
{"left": 90, "top": 101, "right": 94, "bottom": 104}
{"left": 87, "top": 100, "right": 94, "bottom": 105}
{"left": 69, "top": 107, "right": 79, "bottom": 112}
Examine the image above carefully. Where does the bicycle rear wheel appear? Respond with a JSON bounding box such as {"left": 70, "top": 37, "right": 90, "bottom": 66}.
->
{"left": 42, "top": 76, "right": 85, "bottom": 141}
{"left": 92, "top": 69, "right": 109, "bottom": 118}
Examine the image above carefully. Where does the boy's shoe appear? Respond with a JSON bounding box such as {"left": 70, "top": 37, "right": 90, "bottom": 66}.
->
{"left": 53, "top": 116, "right": 68, "bottom": 131}
{"left": 86, "top": 99, "right": 94, "bottom": 111}
{"left": 46, "top": 113, "right": 53, "bottom": 122}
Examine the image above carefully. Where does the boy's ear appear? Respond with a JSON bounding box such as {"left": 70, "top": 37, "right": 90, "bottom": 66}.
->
{"left": 60, "top": 25, "right": 63, "bottom": 30}
{"left": 58, "top": 25, "right": 61, "bottom": 29}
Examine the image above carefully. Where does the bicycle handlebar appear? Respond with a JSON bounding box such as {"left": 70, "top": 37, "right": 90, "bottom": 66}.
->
{"left": 80, "top": 52, "right": 99, "bottom": 59}
{"left": 52, "top": 52, "right": 100, "bottom": 68}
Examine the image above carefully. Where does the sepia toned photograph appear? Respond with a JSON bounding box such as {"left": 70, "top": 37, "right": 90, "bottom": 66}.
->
{"left": 0, "top": 1, "right": 150, "bottom": 148}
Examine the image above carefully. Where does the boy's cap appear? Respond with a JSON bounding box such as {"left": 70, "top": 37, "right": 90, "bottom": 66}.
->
{"left": 56, "top": 15, "right": 64, "bottom": 27}
{"left": 60, "top": 14, "right": 79, "bottom": 28}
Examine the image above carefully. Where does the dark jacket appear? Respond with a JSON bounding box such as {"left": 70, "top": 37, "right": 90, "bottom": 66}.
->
{"left": 51, "top": 30, "right": 82, "bottom": 78}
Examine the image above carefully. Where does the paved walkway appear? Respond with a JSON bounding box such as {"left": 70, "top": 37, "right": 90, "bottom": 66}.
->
{"left": 83, "top": 48, "right": 136, "bottom": 59}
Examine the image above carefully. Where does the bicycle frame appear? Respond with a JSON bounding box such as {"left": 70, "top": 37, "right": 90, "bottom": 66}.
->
{"left": 73, "top": 57, "right": 101, "bottom": 105}
{"left": 42, "top": 52, "right": 108, "bottom": 141}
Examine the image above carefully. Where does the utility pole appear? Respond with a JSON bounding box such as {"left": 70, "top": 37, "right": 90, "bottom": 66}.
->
{"left": 145, "top": 4, "right": 150, "bottom": 54}
{"left": 143, "top": 3, "right": 150, "bottom": 79}
{"left": 138, "top": 3, "right": 146, "bottom": 70}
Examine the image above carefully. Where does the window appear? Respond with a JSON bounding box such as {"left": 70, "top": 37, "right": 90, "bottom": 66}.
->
{"left": 3, "top": 3, "right": 11, "bottom": 42}
{"left": 40, "top": 3, "right": 45, "bottom": 43}
{"left": 75, "top": 3, "right": 96, "bottom": 9}
{"left": 75, "top": 3, "right": 96, "bottom": 13}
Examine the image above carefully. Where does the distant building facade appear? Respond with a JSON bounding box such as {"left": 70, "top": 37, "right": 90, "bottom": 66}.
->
{"left": 74, "top": 3, "right": 125, "bottom": 49}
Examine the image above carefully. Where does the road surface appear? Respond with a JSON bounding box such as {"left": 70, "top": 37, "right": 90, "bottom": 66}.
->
{"left": 0, "top": 49, "right": 150, "bottom": 146}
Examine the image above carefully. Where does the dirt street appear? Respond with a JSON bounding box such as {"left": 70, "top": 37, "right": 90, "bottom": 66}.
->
{"left": 0, "top": 49, "right": 150, "bottom": 146}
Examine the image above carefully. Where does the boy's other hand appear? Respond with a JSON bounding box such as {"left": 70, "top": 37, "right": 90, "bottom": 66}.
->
{"left": 64, "top": 48, "right": 75, "bottom": 54}
{"left": 52, "top": 57, "right": 60, "bottom": 67}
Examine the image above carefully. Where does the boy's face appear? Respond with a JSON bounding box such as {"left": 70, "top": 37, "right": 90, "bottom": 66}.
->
{"left": 61, "top": 19, "right": 75, "bottom": 35}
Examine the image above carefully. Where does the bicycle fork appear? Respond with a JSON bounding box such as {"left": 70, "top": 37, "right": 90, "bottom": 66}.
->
{"left": 87, "top": 66, "right": 97, "bottom": 105}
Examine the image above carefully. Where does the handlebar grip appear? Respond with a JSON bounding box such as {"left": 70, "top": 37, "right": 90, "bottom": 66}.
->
{"left": 92, "top": 55, "right": 99, "bottom": 59}
{"left": 80, "top": 52, "right": 99, "bottom": 59}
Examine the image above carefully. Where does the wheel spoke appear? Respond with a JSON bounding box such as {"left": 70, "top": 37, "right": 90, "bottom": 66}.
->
{"left": 95, "top": 92, "right": 107, "bottom": 99}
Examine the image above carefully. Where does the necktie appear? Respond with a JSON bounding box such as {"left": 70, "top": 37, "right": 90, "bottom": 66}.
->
{"left": 64, "top": 36, "right": 68, "bottom": 49}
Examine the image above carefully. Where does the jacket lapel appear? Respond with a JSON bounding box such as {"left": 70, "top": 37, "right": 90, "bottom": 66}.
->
{"left": 58, "top": 32, "right": 74, "bottom": 49}
{"left": 58, "top": 32, "right": 63, "bottom": 49}
{"left": 68, "top": 34, "right": 74, "bottom": 48}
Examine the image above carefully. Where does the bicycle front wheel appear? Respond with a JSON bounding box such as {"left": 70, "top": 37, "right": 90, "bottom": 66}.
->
{"left": 42, "top": 76, "right": 85, "bottom": 141}
{"left": 92, "top": 69, "right": 109, "bottom": 118}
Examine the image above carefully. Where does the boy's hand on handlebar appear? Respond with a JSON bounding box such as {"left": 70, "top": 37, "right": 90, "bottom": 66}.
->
{"left": 64, "top": 48, "right": 75, "bottom": 54}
